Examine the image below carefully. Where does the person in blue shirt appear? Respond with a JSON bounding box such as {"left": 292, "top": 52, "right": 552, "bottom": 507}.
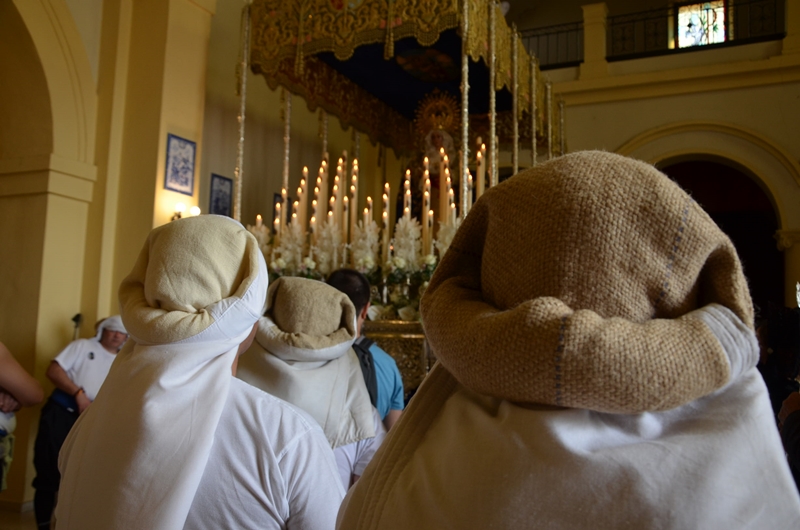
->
{"left": 327, "top": 269, "right": 405, "bottom": 430}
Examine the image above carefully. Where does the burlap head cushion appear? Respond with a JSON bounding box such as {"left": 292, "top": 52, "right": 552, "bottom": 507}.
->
{"left": 421, "top": 151, "right": 753, "bottom": 413}
{"left": 119, "top": 215, "right": 265, "bottom": 345}
{"left": 259, "top": 276, "right": 357, "bottom": 359}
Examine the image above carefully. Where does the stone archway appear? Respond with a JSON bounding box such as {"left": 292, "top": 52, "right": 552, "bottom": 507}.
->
{"left": 617, "top": 121, "right": 800, "bottom": 307}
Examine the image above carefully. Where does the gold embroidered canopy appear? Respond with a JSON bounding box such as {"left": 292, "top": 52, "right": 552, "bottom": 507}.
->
{"left": 249, "top": 0, "right": 547, "bottom": 157}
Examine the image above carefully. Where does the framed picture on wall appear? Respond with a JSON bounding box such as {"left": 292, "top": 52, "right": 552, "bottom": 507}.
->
{"left": 209, "top": 174, "right": 233, "bottom": 217}
{"left": 164, "top": 133, "right": 196, "bottom": 196}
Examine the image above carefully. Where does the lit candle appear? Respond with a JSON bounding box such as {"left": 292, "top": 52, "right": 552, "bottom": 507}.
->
{"left": 363, "top": 207, "right": 369, "bottom": 228}
{"left": 423, "top": 156, "right": 429, "bottom": 173}
{"left": 256, "top": 214, "right": 262, "bottom": 228}
{"left": 404, "top": 190, "right": 411, "bottom": 221}
{"left": 318, "top": 166, "right": 327, "bottom": 222}
{"left": 310, "top": 215, "right": 317, "bottom": 243}
{"left": 329, "top": 196, "right": 336, "bottom": 227}
{"left": 350, "top": 159, "right": 358, "bottom": 239}
{"left": 451, "top": 203, "right": 456, "bottom": 226}
{"left": 281, "top": 187, "right": 288, "bottom": 232}
{"left": 422, "top": 189, "right": 430, "bottom": 256}
{"left": 466, "top": 170, "right": 473, "bottom": 215}
{"left": 274, "top": 202, "right": 281, "bottom": 234}
{"left": 382, "top": 210, "right": 389, "bottom": 262}
{"left": 404, "top": 170, "right": 411, "bottom": 217}
{"left": 333, "top": 183, "right": 341, "bottom": 230}
{"left": 366, "top": 196, "right": 373, "bottom": 219}
{"left": 440, "top": 168, "right": 449, "bottom": 225}
{"left": 439, "top": 147, "right": 445, "bottom": 182}
{"left": 477, "top": 142, "right": 486, "bottom": 198}
{"left": 342, "top": 195, "right": 349, "bottom": 243}
{"left": 314, "top": 181, "right": 321, "bottom": 222}
{"left": 427, "top": 210, "right": 434, "bottom": 255}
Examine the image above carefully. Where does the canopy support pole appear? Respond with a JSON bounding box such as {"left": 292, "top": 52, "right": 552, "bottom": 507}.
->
{"left": 531, "top": 56, "right": 537, "bottom": 168}
{"left": 281, "top": 88, "right": 291, "bottom": 195}
{"left": 233, "top": 3, "right": 251, "bottom": 222}
{"left": 489, "top": 1, "right": 497, "bottom": 187}
{"left": 546, "top": 80, "right": 553, "bottom": 161}
{"left": 512, "top": 26, "right": 519, "bottom": 176}
{"left": 460, "top": 0, "right": 470, "bottom": 219}
{"left": 559, "top": 99, "right": 566, "bottom": 157}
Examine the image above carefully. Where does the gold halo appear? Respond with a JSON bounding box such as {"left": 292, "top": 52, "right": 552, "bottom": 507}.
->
{"left": 414, "top": 89, "right": 460, "bottom": 140}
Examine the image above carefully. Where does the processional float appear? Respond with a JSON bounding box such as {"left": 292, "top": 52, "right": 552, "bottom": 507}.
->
{"left": 234, "top": 0, "right": 564, "bottom": 323}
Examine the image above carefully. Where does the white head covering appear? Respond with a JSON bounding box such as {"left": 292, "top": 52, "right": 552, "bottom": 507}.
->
{"left": 56, "top": 215, "right": 268, "bottom": 530}
{"left": 94, "top": 315, "right": 127, "bottom": 340}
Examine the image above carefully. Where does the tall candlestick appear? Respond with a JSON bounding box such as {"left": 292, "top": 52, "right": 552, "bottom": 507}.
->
{"left": 351, "top": 158, "right": 359, "bottom": 240}
{"left": 382, "top": 210, "right": 389, "bottom": 262}
{"left": 439, "top": 148, "right": 445, "bottom": 182}
{"left": 422, "top": 190, "right": 430, "bottom": 256}
{"left": 403, "top": 170, "right": 411, "bottom": 217}
{"left": 311, "top": 198, "right": 318, "bottom": 228}
{"left": 280, "top": 187, "right": 287, "bottom": 232}
{"left": 478, "top": 140, "right": 486, "bottom": 198}
{"left": 440, "top": 168, "right": 449, "bottom": 225}
{"left": 274, "top": 203, "right": 281, "bottom": 244}
{"left": 466, "top": 170, "right": 473, "bottom": 215}
{"left": 427, "top": 210, "right": 434, "bottom": 255}
{"left": 300, "top": 168, "right": 308, "bottom": 232}
{"left": 319, "top": 163, "right": 328, "bottom": 221}
{"left": 342, "top": 195, "right": 349, "bottom": 244}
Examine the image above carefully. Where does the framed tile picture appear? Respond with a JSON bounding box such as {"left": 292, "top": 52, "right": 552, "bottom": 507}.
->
{"left": 209, "top": 173, "right": 233, "bottom": 217}
{"left": 164, "top": 133, "right": 196, "bottom": 196}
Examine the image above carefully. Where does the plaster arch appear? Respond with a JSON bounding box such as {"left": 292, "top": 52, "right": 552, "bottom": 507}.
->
{"left": 616, "top": 121, "right": 800, "bottom": 233}
{"left": 617, "top": 121, "right": 800, "bottom": 307}
{"left": 10, "top": 0, "right": 96, "bottom": 167}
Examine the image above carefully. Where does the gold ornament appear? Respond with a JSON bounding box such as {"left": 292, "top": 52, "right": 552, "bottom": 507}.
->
{"left": 414, "top": 89, "right": 460, "bottom": 140}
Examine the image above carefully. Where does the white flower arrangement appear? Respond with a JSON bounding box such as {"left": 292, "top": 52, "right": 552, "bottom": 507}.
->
{"left": 269, "top": 222, "right": 306, "bottom": 275}
{"left": 351, "top": 219, "right": 380, "bottom": 274}
{"left": 247, "top": 223, "right": 272, "bottom": 261}
{"left": 313, "top": 218, "right": 343, "bottom": 276}
{"left": 391, "top": 216, "right": 422, "bottom": 274}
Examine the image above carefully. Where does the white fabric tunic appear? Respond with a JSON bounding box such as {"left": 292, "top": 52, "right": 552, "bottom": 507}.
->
{"left": 54, "top": 338, "right": 116, "bottom": 400}
{"left": 185, "top": 379, "right": 344, "bottom": 530}
{"left": 333, "top": 407, "right": 386, "bottom": 489}
{"left": 338, "top": 364, "right": 800, "bottom": 530}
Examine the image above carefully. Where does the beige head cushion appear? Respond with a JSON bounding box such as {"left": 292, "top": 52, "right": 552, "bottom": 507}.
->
{"left": 119, "top": 215, "right": 265, "bottom": 345}
{"left": 420, "top": 151, "right": 753, "bottom": 413}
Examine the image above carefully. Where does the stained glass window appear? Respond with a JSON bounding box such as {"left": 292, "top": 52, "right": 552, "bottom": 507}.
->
{"left": 677, "top": 1, "right": 727, "bottom": 48}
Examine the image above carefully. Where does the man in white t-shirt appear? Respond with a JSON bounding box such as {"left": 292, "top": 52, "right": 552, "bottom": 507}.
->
{"left": 32, "top": 316, "right": 127, "bottom": 530}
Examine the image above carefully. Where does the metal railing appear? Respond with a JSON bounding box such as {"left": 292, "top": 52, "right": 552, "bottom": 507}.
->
{"left": 607, "top": 0, "right": 785, "bottom": 61}
{"left": 518, "top": 0, "right": 785, "bottom": 68}
{"left": 520, "top": 22, "right": 583, "bottom": 70}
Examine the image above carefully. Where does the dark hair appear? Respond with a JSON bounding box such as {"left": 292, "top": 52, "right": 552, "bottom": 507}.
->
{"left": 326, "top": 269, "right": 371, "bottom": 315}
